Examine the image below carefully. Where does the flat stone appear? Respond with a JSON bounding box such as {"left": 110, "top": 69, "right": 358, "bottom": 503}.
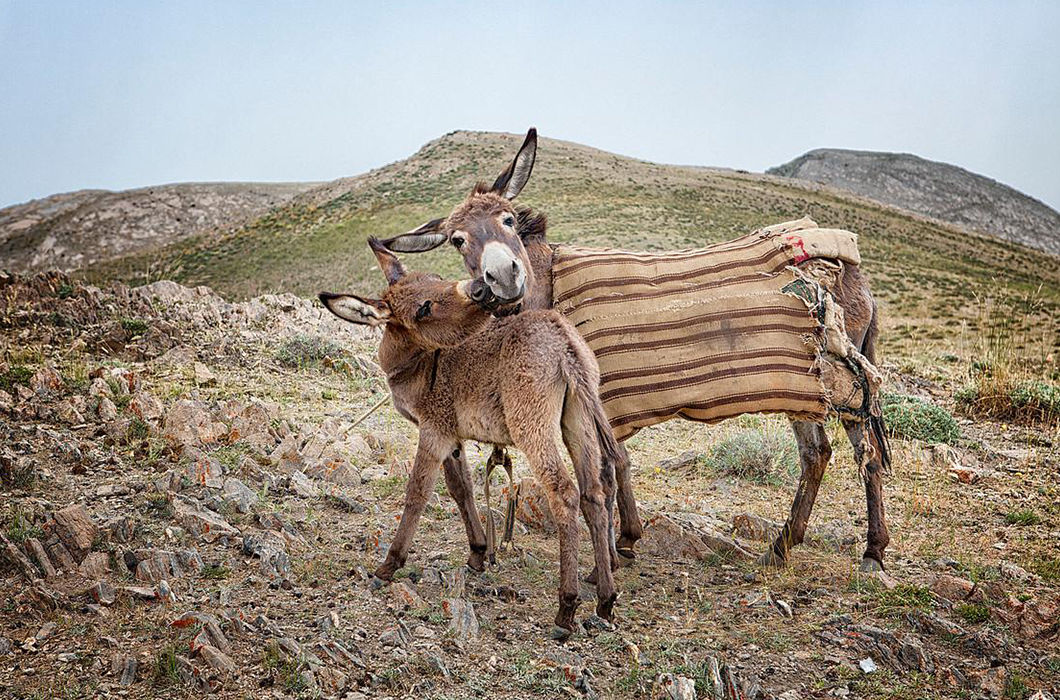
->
{"left": 199, "top": 644, "right": 237, "bottom": 675}
{"left": 49, "top": 504, "right": 98, "bottom": 561}
{"left": 174, "top": 500, "right": 238, "bottom": 542}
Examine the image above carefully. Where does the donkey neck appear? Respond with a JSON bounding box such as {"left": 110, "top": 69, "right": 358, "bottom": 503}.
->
{"left": 522, "top": 236, "right": 556, "bottom": 311}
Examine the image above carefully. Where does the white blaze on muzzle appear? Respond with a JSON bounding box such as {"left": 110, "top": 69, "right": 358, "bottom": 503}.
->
{"left": 479, "top": 241, "right": 526, "bottom": 302}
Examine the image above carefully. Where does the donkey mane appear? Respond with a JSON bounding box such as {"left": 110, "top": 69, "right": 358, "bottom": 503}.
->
{"left": 516, "top": 206, "right": 549, "bottom": 243}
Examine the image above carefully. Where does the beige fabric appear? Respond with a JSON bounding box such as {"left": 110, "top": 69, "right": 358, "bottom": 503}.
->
{"left": 552, "top": 218, "right": 873, "bottom": 440}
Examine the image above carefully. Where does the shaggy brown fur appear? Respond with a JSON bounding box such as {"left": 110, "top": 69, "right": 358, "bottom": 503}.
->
{"left": 320, "top": 239, "right": 621, "bottom": 636}
{"left": 378, "top": 129, "right": 891, "bottom": 572}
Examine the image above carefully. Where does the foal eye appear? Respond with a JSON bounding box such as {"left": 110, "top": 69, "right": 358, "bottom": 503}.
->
{"left": 415, "top": 300, "right": 433, "bottom": 321}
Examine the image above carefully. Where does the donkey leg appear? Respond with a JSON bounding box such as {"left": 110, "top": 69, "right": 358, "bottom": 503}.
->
{"left": 614, "top": 441, "right": 642, "bottom": 558}
{"left": 842, "top": 418, "right": 890, "bottom": 572}
{"left": 441, "top": 447, "right": 489, "bottom": 573}
{"left": 760, "top": 420, "right": 832, "bottom": 568}
{"left": 376, "top": 435, "right": 450, "bottom": 581}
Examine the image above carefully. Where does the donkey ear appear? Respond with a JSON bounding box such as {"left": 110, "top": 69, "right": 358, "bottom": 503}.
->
{"left": 367, "top": 237, "right": 408, "bottom": 284}
{"left": 319, "top": 292, "right": 391, "bottom": 326}
{"left": 377, "top": 218, "right": 448, "bottom": 254}
{"left": 490, "top": 127, "right": 537, "bottom": 200}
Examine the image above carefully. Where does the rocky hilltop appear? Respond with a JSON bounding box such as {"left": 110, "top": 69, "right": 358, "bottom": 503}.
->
{"left": 768, "top": 149, "right": 1060, "bottom": 257}
{"left": 0, "top": 182, "right": 315, "bottom": 273}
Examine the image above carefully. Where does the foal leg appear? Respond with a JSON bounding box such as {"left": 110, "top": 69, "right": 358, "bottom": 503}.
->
{"left": 760, "top": 420, "right": 832, "bottom": 568}
{"left": 842, "top": 418, "right": 890, "bottom": 572}
{"left": 376, "top": 434, "right": 451, "bottom": 581}
{"left": 562, "top": 404, "right": 618, "bottom": 621}
{"left": 614, "top": 441, "right": 642, "bottom": 558}
{"left": 441, "top": 446, "right": 489, "bottom": 573}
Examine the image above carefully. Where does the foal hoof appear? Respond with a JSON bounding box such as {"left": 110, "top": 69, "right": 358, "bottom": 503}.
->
{"left": 550, "top": 625, "right": 574, "bottom": 642}
{"left": 859, "top": 556, "right": 885, "bottom": 573}
{"left": 756, "top": 550, "right": 787, "bottom": 569}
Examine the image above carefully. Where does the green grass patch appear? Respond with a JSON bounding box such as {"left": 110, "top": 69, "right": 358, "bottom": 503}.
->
{"left": 4, "top": 508, "right": 43, "bottom": 543}
{"left": 202, "top": 563, "right": 230, "bottom": 580}
{"left": 0, "top": 365, "right": 34, "bottom": 393}
{"left": 881, "top": 392, "right": 960, "bottom": 444}
{"left": 120, "top": 317, "right": 149, "bottom": 335}
{"left": 958, "top": 379, "right": 1060, "bottom": 424}
{"left": 954, "top": 602, "right": 990, "bottom": 624}
{"left": 1028, "top": 555, "right": 1060, "bottom": 582}
{"left": 1004, "top": 509, "right": 1041, "bottom": 526}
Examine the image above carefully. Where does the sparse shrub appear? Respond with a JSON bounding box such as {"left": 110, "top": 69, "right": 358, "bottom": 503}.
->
{"left": 276, "top": 333, "right": 345, "bottom": 369}
{"left": 127, "top": 417, "right": 150, "bottom": 442}
{"left": 959, "top": 286, "right": 1059, "bottom": 425}
{"left": 263, "top": 640, "right": 306, "bottom": 693}
{"left": 955, "top": 602, "right": 991, "bottom": 624}
{"left": 880, "top": 392, "right": 960, "bottom": 444}
{"left": 705, "top": 425, "right": 798, "bottom": 484}
{"left": 4, "top": 508, "right": 42, "bottom": 543}
{"left": 1004, "top": 509, "right": 1041, "bottom": 526}
{"left": 958, "top": 379, "right": 1060, "bottom": 424}
{"left": 152, "top": 642, "right": 182, "bottom": 688}
{"left": 202, "top": 563, "right": 230, "bottom": 580}
{"left": 1003, "top": 671, "right": 1031, "bottom": 700}
{"left": 56, "top": 283, "right": 75, "bottom": 299}
{"left": 120, "top": 317, "right": 149, "bottom": 335}
{"left": 1029, "top": 555, "right": 1060, "bottom": 582}
{"left": 0, "top": 365, "right": 33, "bottom": 393}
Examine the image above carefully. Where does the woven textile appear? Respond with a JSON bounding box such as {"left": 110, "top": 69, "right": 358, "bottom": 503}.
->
{"left": 552, "top": 218, "right": 866, "bottom": 440}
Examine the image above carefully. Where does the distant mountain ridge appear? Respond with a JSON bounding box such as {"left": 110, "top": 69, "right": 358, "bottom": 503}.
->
{"left": 0, "top": 182, "right": 315, "bottom": 272}
{"left": 768, "top": 149, "right": 1060, "bottom": 257}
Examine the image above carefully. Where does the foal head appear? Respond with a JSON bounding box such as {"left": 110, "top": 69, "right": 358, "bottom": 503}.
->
{"left": 320, "top": 238, "right": 495, "bottom": 350}
{"left": 378, "top": 128, "right": 543, "bottom": 305}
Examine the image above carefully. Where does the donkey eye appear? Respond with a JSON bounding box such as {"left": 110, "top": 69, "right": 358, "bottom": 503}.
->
{"left": 415, "top": 300, "right": 432, "bottom": 321}
{"left": 451, "top": 235, "right": 465, "bottom": 249}
{"left": 502, "top": 215, "right": 516, "bottom": 228}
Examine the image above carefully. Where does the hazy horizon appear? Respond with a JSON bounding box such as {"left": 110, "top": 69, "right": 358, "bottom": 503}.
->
{"left": 2, "top": 1, "right": 1058, "bottom": 210}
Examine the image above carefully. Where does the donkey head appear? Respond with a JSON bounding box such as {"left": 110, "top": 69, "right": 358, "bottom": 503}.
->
{"left": 320, "top": 238, "right": 495, "bottom": 350}
{"left": 379, "top": 128, "right": 539, "bottom": 304}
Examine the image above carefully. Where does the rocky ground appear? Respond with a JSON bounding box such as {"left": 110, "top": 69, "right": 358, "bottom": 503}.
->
{"left": 0, "top": 271, "right": 1057, "bottom": 699}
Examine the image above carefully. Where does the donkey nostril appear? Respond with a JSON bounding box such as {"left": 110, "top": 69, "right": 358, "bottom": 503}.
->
{"left": 511, "top": 260, "right": 519, "bottom": 272}
{"left": 484, "top": 272, "right": 495, "bottom": 283}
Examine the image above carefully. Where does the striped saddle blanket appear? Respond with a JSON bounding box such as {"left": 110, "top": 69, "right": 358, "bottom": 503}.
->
{"left": 551, "top": 217, "right": 878, "bottom": 440}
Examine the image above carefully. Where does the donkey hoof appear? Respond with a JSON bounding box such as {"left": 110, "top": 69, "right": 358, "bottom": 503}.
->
{"left": 757, "top": 550, "right": 787, "bottom": 569}
{"left": 583, "top": 614, "right": 614, "bottom": 633}
{"left": 550, "top": 625, "right": 574, "bottom": 641}
{"left": 859, "top": 556, "right": 885, "bottom": 573}
{"left": 616, "top": 547, "right": 636, "bottom": 561}
{"left": 466, "top": 557, "right": 486, "bottom": 574}
{"left": 368, "top": 575, "right": 389, "bottom": 591}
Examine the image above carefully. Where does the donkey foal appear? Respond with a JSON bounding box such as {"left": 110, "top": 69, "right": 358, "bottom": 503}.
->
{"left": 320, "top": 239, "right": 621, "bottom": 638}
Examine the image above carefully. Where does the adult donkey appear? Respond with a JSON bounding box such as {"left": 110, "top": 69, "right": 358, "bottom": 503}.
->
{"left": 381, "top": 129, "right": 891, "bottom": 572}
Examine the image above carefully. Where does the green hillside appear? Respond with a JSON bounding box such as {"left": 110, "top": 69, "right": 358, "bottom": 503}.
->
{"left": 85, "top": 131, "right": 1060, "bottom": 361}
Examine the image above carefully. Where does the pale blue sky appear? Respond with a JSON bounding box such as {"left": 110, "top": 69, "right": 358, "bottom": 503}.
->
{"left": 2, "top": 1, "right": 1058, "bottom": 209}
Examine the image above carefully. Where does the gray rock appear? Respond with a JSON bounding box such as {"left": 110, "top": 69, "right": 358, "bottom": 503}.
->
{"left": 656, "top": 673, "right": 696, "bottom": 700}
{"left": 443, "top": 598, "right": 479, "bottom": 641}
{"left": 290, "top": 470, "right": 319, "bottom": 498}
{"left": 222, "top": 477, "right": 258, "bottom": 513}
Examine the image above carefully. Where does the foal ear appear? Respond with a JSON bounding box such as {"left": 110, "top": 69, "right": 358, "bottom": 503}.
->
{"left": 367, "top": 237, "right": 408, "bottom": 285}
{"left": 377, "top": 218, "right": 448, "bottom": 254}
{"left": 490, "top": 127, "right": 537, "bottom": 200}
{"left": 319, "top": 292, "right": 391, "bottom": 326}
